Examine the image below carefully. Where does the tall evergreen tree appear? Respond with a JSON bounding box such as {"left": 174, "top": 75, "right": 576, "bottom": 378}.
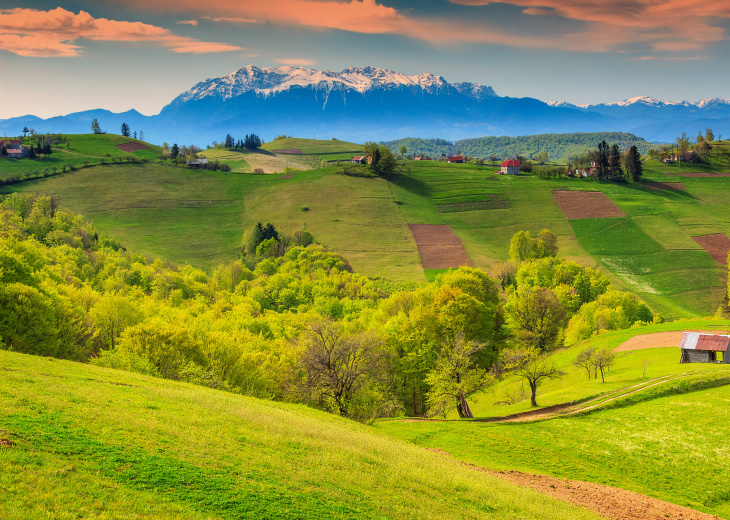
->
{"left": 121, "top": 123, "right": 130, "bottom": 137}
{"left": 609, "top": 144, "right": 623, "bottom": 181}
{"left": 627, "top": 145, "right": 643, "bottom": 182}
{"left": 596, "top": 141, "right": 609, "bottom": 181}
{"left": 170, "top": 143, "right": 179, "bottom": 159}
{"left": 225, "top": 134, "right": 235, "bottom": 149}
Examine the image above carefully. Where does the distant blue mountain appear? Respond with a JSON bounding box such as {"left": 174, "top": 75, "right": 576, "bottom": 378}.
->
{"left": 2, "top": 66, "right": 729, "bottom": 145}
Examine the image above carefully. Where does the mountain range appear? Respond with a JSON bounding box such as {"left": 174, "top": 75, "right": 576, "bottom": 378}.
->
{"left": 1, "top": 65, "right": 729, "bottom": 145}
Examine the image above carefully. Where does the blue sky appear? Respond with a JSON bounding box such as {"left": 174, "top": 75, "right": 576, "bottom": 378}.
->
{"left": 1, "top": 0, "right": 729, "bottom": 118}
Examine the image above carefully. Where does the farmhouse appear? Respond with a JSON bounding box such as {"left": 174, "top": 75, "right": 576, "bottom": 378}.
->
{"left": 186, "top": 158, "right": 208, "bottom": 169}
{"left": 501, "top": 159, "right": 520, "bottom": 175}
{"left": 679, "top": 332, "right": 729, "bottom": 364}
{"left": 414, "top": 155, "right": 431, "bottom": 161}
{"left": 447, "top": 155, "right": 464, "bottom": 163}
{"left": 351, "top": 156, "right": 366, "bottom": 164}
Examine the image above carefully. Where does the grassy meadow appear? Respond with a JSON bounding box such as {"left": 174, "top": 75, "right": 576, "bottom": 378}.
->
{"left": 0, "top": 350, "right": 604, "bottom": 520}
{"left": 3, "top": 135, "right": 730, "bottom": 317}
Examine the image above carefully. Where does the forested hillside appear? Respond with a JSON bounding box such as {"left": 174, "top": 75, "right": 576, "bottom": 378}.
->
{"left": 382, "top": 132, "right": 658, "bottom": 161}
{"left": 1, "top": 195, "right": 659, "bottom": 422}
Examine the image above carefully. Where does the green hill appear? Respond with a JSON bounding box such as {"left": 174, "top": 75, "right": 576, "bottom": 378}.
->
{"left": 382, "top": 133, "right": 660, "bottom": 162}
{"left": 0, "top": 350, "right": 602, "bottom": 520}
{"left": 3, "top": 135, "right": 730, "bottom": 318}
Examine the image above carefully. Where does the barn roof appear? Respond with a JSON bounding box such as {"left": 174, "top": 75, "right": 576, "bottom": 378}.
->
{"left": 680, "top": 332, "right": 730, "bottom": 352}
{"left": 352, "top": 156, "right": 364, "bottom": 160}
{"left": 501, "top": 159, "right": 520, "bottom": 167}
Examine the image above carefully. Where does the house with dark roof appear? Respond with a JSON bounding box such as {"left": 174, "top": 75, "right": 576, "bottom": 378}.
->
{"left": 679, "top": 332, "right": 729, "bottom": 363}
{"left": 186, "top": 158, "right": 208, "bottom": 169}
{"left": 447, "top": 155, "right": 464, "bottom": 163}
{"left": 501, "top": 159, "right": 520, "bottom": 175}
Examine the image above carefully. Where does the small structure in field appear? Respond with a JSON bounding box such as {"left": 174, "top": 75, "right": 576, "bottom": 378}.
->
{"left": 501, "top": 159, "right": 520, "bottom": 175}
{"left": 351, "top": 156, "right": 366, "bottom": 164}
{"left": 186, "top": 158, "right": 208, "bottom": 169}
{"left": 447, "top": 155, "right": 465, "bottom": 163}
{"left": 5, "top": 142, "right": 29, "bottom": 158}
{"left": 679, "top": 332, "right": 730, "bottom": 363}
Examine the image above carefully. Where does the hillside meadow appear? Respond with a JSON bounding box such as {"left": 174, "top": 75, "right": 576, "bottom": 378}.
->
{"left": 0, "top": 350, "right": 603, "bottom": 520}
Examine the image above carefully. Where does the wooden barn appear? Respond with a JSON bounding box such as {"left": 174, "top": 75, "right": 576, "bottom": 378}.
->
{"left": 679, "top": 332, "right": 730, "bottom": 364}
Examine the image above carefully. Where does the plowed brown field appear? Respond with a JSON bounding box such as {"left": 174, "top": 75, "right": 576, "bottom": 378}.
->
{"left": 552, "top": 190, "right": 626, "bottom": 219}
{"left": 408, "top": 224, "right": 471, "bottom": 269}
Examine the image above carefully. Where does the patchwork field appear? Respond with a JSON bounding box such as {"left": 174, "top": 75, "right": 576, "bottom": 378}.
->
{"left": 4, "top": 136, "right": 730, "bottom": 318}
{"left": 408, "top": 224, "right": 472, "bottom": 269}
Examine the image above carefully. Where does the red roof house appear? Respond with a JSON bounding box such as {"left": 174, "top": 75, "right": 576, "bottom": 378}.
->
{"left": 679, "top": 332, "right": 730, "bottom": 364}
{"left": 500, "top": 159, "right": 521, "bottom": 175}
{"left": 447, "top": 155, "right": 464, "bottom": 163}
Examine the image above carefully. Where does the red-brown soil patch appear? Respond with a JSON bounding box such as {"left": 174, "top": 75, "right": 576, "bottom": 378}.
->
{"left": 271, "top": 148, "right": 303, "bottom": 155}
{"left": 408, "top": 224, "right": 472, "bottom": 269}
{"left": 692, "top": 233, "right": 730, "bottom": 264}
{"left": 616, "top": 330, "right": 728, "bottom": 352}
{"left": 667, "top": 172, "right": 730, "bottom": 177}
{"left": 427, "top": 449, "right": 719, "bottom": 520}
{"left": 278, "top": 175, "right": 294, "bottom": 180}
{"left": 494, "top": 470, "right": 720, "bottom": 520}
{"left": 0, "top": 438, "right": 16, "bottom": 447}
{"left": 552, "top": 190, "right": 626, "bottom": 219}
{"left": 116, "top": 142, "right": 149, "bottom": 153}
{"left": 646, "top": 182, "right": 685, "bottom": 191}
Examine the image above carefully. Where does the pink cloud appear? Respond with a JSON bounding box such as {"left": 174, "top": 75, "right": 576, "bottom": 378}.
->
{"left": 274, "top": 58, "right": 316, "bottom": 66}
{"left": 0, "top": 7, "right": 243, "bottom": 57}
{"left": 204, "top": 16, "right": 263, "bottom": 24}
{"left": 176, "top": 19, "right": 198, "bottom": 25}
{"left": 448, "top": 0, "right": 729, "bottom": 53}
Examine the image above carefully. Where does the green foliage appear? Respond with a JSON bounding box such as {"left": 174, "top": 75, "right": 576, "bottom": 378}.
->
{"left": 382, "top": 133, "right": 658, "bottom": 162}
{"left": 565, "top": 290, "right": 653, "bottom": 345}
{"left": 508, "top": 229, "right": 559, "bottom": 262}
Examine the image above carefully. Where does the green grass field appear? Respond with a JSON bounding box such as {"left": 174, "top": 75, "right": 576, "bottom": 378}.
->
{"left": 376, "top": 375, "right": 730, "bottom": 518}
{"left": 3, "top": 135, "right": 730, "bottom": 318}
{"left": 0, "top": 350, "right": 603, "bottom": 520}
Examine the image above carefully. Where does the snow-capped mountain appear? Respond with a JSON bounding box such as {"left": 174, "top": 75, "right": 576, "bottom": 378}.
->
{"left": 172, "top": 65, "right": 495, "bottom": 106}
{"left": 2, "top": 65, "right": 728, "bottom": 144}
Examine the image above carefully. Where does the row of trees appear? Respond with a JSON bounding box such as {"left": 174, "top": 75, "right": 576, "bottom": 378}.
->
{"left": 224, "top": 133, "right": 262, "bottom": 150}
{"left": 121, "top": 123, "right": 144, "bottom": 141}
{"left": 569, "top": 141, "right": 643, "bottom": 182}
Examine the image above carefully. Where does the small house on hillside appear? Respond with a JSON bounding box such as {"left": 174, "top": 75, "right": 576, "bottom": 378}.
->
{"left": 5, "top": 146, "right": 29, "bottom": 158}
{"left": 501, "top": 159, "right": 520, "bottom": 175}
{"left": 414, "top": 155, "right": 431, "bottom": 161}
{"left": 186, "top": 158, "right": 208, "bottom": 169}
{"left": 351, "top": 156, "right": 366, "bottom": 164}
{"left": 679, "top": 332, "right": 730, "bottom": 363}
{"left": 447, "top": 155, "right": 464, "bottom": 163}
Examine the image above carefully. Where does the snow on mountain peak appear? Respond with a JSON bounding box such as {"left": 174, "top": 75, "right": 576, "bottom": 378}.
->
{"left": 175, "top": 65, "right": 495, "bottom": 103}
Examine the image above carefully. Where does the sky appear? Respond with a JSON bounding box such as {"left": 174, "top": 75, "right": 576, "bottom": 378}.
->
{"left": 1, "top": 0, "right": 729, "bottom": 118}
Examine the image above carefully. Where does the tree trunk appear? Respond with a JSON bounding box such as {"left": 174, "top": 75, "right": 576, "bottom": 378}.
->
{"left": 458, "top": 393, "right": 474, "bottom": 419}
{"left": 530, "top": 380, "right": 538, "bottom": 407}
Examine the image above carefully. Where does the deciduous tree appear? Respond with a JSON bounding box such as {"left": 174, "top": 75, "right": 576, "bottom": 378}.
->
{"left": 500, "top": 346, "right": 565, "bottom": 407}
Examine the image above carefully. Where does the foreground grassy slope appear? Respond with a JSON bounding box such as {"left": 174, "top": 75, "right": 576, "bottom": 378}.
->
{"left": 0, "top": 351, "right": 603, "bottom": 520}
{"left": 377, "top": 375, "right": 730, "bottom": 519}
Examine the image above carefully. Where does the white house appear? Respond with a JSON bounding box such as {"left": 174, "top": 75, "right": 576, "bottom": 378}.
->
{"left": 500, "top": 159, "right": 520, "bottom": 175}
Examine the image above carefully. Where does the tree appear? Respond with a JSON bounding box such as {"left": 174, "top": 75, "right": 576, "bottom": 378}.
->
{"left": 139, "top": 130, "right": 144, "bottom": 142}
{"left": 505, "top": 285, "right": 567, "bottom": 351}
{"left": 121, "top": 123, "right": 130, "bottom": 137}
{"left": 573, "top": 346, "right": 595, "bottom": 380}
{"left": 677, "top": 132, "right": 690, "bottom": 155}
{"left": 509, "top": 231, "right": 533, "bottom": 261}
{"left": 425, "top": 334, "right": 494, "bottom": 418}
{"left": 162, "top": 142, "right": 170, "bottom": 156}
{"left": 535, "top": 150, "right": 549, "bottom": 165}
{"left": 225, "top": 134, "right": 235, "bottom": 149}
{"left": 596, "top": 140, "right": 609, "bottom": 181}
{"left": 22, "top": 126, "right": 29, "bottom": 137}
{"left": 91, "top": 118, "right": 101, "bottom": 134}
{"left": 133, "top": 131, "right": 137, "bottom": 139}
{"left": 609, "top": 144, "right": 623, "bottom": 181}
{"left": 593, "top": 347, "right": 616, "bottom": 383}
{"left": 398, "top": 144, "right": 407, "bottom": 159}
{"left": 705, "top": 128, "right": 715, "bottom": 143}
{"left": 500, "top": 346, "right": 565, "bottom": 407}
{"left": 299, "top": 319, "right": 382, "bottom": 416}
{"left": 624, "top": 145, "right": 643, "bottom": 182}
{"left": 170, "top": 143, "right": 179, "bottom": 159}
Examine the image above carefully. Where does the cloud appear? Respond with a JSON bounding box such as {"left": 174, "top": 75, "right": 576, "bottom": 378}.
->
{"left": 448, "top": 0, "right": 730, "bottom": 53}
{"left": 107, "top": 0, "right": 728, "bottom": 54}
{"left": 176, "top": 19, "right": 198, "bottom": 25}
{"left": 274, "top": 58, "right": 316, "bottom": 66}
{"left": 0, "top": 7, "right": 243, "bottom": 57}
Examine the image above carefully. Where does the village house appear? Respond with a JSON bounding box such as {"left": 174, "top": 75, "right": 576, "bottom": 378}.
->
{"left": 3, "top": 142, "right": 29, "bottom": 158}
{"left": 500, "top": 159, "right": 520, "bottom": 175}
{"left": 351, "top": 156, "right": 366, "bottom": 164}
{"left": 679, "top": 332, "right": 729, "bottom": 364}
{"left": 413, "top": 155, "right": 431, "bottom": 161}
{"left": 186, "top": 158, "right": 208, "bottom": 169}
{"left": 447, "top": 155, "right": 464, "bottom": 163}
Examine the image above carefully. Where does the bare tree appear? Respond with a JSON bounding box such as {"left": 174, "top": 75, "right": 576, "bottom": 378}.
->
{"left": 573, "top": 346, "right": 595, "bottom": 380}
{"left": 299, "top": 319, "right": 382, "bottom": 416}
{"left": 500, "top": 346, "right": 565, "bottom": 407}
